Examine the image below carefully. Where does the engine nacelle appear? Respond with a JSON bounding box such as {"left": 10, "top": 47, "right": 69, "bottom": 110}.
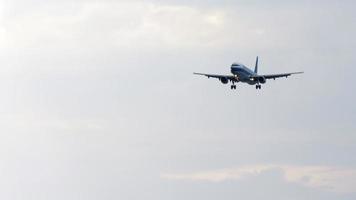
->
{"left": 220, "top": 77, "right": 229, "bottom": 84}
{"left": 258, "top": 76, "right": 266, "bottom": 84}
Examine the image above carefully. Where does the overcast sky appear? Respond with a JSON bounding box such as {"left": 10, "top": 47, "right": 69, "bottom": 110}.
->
{"left": 0, "top": 0, "right": 355, "bottom": 199}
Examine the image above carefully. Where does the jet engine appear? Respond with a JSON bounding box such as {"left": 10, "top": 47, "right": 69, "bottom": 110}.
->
{"left": 220, "top": 77, "right": 229, "bottom": 84}
{"left": 258, "top": 76, "right": 266, "bottom": 84}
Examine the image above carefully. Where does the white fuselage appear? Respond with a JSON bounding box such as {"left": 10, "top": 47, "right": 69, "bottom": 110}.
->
{"left": 230, "top": 63, "right": 258, "bottom": 85}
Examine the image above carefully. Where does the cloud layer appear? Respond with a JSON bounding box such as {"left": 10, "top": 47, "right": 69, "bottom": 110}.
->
{"left": 162, "top": 165, "right": 356, "bottom": 193}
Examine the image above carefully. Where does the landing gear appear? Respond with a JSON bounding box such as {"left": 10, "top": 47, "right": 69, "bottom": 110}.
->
{"left": 256, "top": 85, "right": 261, "bottom": 90}
{"left": 231, "top": 85, "right": 237, "bottom": 90}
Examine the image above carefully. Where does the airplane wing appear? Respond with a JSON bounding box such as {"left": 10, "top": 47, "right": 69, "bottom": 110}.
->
{"left": 252, "top": 72, "right": 304, "bottom": 80}
{"left": 193, "top": 72, "right": 236, "bottom": 81}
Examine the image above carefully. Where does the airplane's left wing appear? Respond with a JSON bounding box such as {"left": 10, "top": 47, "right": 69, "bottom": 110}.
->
{"left": 193, "top": 72, "right": 236, "bottom": 82}
{"left": 252, "top": 72, "right": 303, "bottom": 80}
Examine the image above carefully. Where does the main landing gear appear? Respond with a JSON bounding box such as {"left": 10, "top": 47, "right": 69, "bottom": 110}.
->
{"left": 256, "top": 85, "right": 261, "bottom": 90}
{"left": 231, "top": 85, "right": 237, "bottom": 90}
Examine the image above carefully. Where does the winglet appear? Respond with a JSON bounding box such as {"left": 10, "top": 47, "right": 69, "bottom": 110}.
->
{"left": 254, "top": 56, "right": 259, "bottom": 74}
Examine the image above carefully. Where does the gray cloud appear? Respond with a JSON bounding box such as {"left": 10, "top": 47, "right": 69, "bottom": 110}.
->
{"left": 162, "top": 164, "right": 356, "bottom": 193}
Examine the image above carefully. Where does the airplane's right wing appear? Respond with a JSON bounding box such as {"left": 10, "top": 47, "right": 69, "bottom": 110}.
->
{"left": 193, "top": 72, "right": 236, "bottom": 83}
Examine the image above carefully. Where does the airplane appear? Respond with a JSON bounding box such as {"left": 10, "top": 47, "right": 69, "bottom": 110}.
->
{"left": 194, "top": 57, "right": 303, "bottom": 90}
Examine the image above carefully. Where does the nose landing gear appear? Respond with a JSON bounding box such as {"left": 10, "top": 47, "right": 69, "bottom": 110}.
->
{"left": 231, "top": 85, "right": 237, "bottom": 90}
{"left": 256, "top": 85, "right": 261, "bottom": 90}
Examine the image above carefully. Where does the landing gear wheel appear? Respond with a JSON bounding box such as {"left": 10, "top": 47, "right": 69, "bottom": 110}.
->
{"left": 231, "top": 85, "right": 236, "bottom": 90}
{"left": 256, "top": 85, "right": 261, "bottom": 90}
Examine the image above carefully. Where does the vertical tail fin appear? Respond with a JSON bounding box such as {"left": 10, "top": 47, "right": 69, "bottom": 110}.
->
{"left": 254, "top": 56, "right": 259, "bottom": 74}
